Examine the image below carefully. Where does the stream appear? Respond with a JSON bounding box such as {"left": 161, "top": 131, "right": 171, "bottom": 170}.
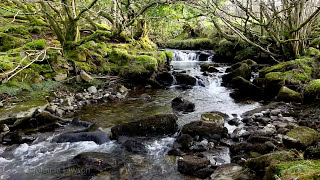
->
{"left": 0, "top": 49, "right": 261, "bottom": 180}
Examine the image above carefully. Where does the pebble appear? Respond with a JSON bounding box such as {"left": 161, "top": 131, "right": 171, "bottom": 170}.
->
{"left": 88, "top": 86, "right": 97, "bottom": 94}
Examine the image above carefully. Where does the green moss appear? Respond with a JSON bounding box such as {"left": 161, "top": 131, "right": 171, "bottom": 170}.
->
{"left": 277, "top": 86, "right": 302, "bottom": 102}
{"left": 305, "top": 79, "right": 320, "bottom": 93}
{"left": 246, "top": 151, "right": 300, "bottom": 172}
{"left": 136, "top": 55, "right": 158, "bottom": 71}
{"left": 305, "top": 47, "right": 320, "bottom": 58}
{"left": 286, "top": 126, "right": 319, "bottom": 147}
{"left": 65, "top": 47, "right": 87, "bottom": 62}
{"left": 108, "top": 48, "right": 133, "bottom": 65}
{"left": 0, "top": 32, "right": 25, "bottom": 51}
{"left": 0, "top": 24, "right": 29, "bottom": 36}
{"left": 164, "top": 50, "right": 173, "bottom": 60}
{"left": 23, "top": 39, "right": 47, "bottom": 50}
{"left": 265, "top": 160, "right": 320, "bottom": 180}
{"left": 165, "top": 38, "right": 214, "bottom": 50}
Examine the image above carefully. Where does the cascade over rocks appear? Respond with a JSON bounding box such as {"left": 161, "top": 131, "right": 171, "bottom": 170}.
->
{"left": 174, "top": 72, "right": 197, "bottom": 86}
{"left": 111, "top": 114, "right": 178, "bottom": 140}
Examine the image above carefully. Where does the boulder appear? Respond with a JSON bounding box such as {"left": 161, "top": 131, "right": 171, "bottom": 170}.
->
{"left": 210, "top": 164, "right": 255, "bottom": 180}
{"left": 54, "top": 73, "right": 67, "bottom": 82}
{"left": 245, "top": 151, "right": 301, "bottom": 172}
{"left": 122, "top": 139, "right": 147, "bottom": 154}
{"left": 304, "top": 79, "right": 320, "bottom": 102}
{"left": 111, "top": 114, "right": 178, "bottom": 139}
{"left": 230, "top": 142, "right": 276, "bottom": 155}
{"left": 181, "top": 120, "right": 228, "bottom": 141}
{"left": 177, "top": 155, "right": 210, "bottom": 177}
{"left": 80, "top": 70, "right": 93, "bottom": 82}
{"left": 230, "top": 76, "right": 263, "bottom": 97}
{"left": 222, "top": 63, "right": 251, "bottom": 83}
{"left": 171, "top": 97, "right": 195, "bottom": 112}
{"left": 174, "top": 73, "right": 197, "bottom": 86}
{"left": 174, "top": 134, "right": 193, "bottom": 151}
{"left": 88, "top": 86, "right": 98, "bottom": 94}
{"left": 73, "top": 152, "right": 124, "bottom": 174}
{"left": 276, "top": 86, "right": 302, "bottom": 102}
{"left": 156, "top": 71, "right": 174, "bottom": 86}
{"left": 283, "top": 126, "right": 319, "bottom": 149}
{"left": 199, "top": 52, "right": 210, "bottom": 61}
{"left": 200, "top": 64, "right": 219, "bottom": 73}
{"left": 53, "top": 131, "right": 110, "bottom": 144}
{"left": 11, "top": 112, "right": 63, "bottom": 132}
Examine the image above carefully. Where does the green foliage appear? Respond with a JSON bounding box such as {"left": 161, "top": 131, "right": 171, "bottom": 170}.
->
{"left": 0, "top": 25, "right": 29, "bottom": 36}
{"left": 109, "top": 48, "right": 133, "bottom": 65}
{"left": 165, "top": 38, "right": 214, "bottom": 50}
{"left": 0, "top": 32, "right": 25, "bottom": 52}
{"left": 23, "top": 39, "right": 47, "bottom": 50}
{"left": 136, "top": 55, "right": 158, "bottom": 71}
{"left": 164, "top": 50, "right": 173, "bottom": 60}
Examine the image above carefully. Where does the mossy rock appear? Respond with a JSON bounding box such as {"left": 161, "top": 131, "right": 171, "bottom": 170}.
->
{"left": 286, "top": 126, "right": 319, "bottom": 148}
{"left": 164, "top": 50, "right": 173, "bottom": 60}
{"left": 305, "top": 47, "right": 320, "bottom": 59}
{"left": 276, "top": 86, "right": 302, "bottom": 103}
{"left": 23, "top": 39, "right": 47, "bottom": 50}
{"left": 304, "top": 79, "right": 320, "bottom": 102}
{"left": 222, "top": 63, "right": 251, "bottom": 83}
{"left": 265, "top": 160, "right": 320, "bottom": 180}
{"left": 108, "top": 48, "right": 133, "bottom": 65}
{"left": 0, "top": 32, "right": 25, "bottom": 52}
{"left": 246, "top": 151, "right": 301, "bottom": 172}
{"left": 231, "top": 76, "right": 263, "bottom": 97}
{"left": 65, "top": 47, "right": 87, "bottom": 62}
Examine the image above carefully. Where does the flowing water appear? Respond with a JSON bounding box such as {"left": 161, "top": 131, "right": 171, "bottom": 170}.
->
{"left": 0, "top": 49, "right": 260, "bottom": 180}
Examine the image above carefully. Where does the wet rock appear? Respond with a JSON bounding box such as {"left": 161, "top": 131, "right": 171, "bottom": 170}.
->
{"left": 230, "top": 76, "right": 263, "bottom": 97}
{"left": 155, "top": 71, "right": 174, "bottom": 86}
{"left": 200, "top": 113, "right": 224, "bottom": 126}
{"left": 11, "top": 112, "right": 63, "bottom": 132}
{"left": 1, "top": 124, "right": 9, "bottom": 133}
{"left": 199, "top": 52, "right": 211, "bottom": 61}
{"left": 55, "top": 108, "right": 65, "bottom": 117}
{"left": 231, "top": 141, "right": 275, "bottom": 155}
{"left": 256, "top": 124, "right": 276, "bottom": 137}
{"left": 200, "top": 64, "right": 219, "bottom": 73}
{"left": 191, "top": 139, "right": 209, "bottom": 152}
{"left": 71, "top": 117, "right": 92, "bottom": 128}
{"left": 168, "top": 148, "right": 184, "bottom": 156}
{"left": 111, "top": 114, "right": 178, "bottom": 140}
{"left": 210, "top": 164, "right": 255, "bottom": 180}
{"left": 88, "top": 86, "right": 97, "bottom": 94}
{"left": 193, "top": 167, "right": 215, "bottom": 178}
{"left": 174, "top": 134, "right": 193, "bottom": 151}
{"left": 2, "top": 132, "right": 22, "bottom": 144}
{"left": 228, "top": 118, "right": 240, "bottom": 126}
{"left": 247, "top": 135, "right": 271, "bottom": 143}
{"left": 171, "top": 97, "right": 195, "bottom": 112}
{"left": 80, "top": 70, "right": 93, "bottom": 82}
{"left": 139, "top": 93, "right": 152, "bottom": 100}
{"left": 276, "top": 86, "right": 302, "bottom": 102}
{"left": 181, "top": 120, "right": 228, "bottom": 141}
{"left": 304, "top": 146, "right": 320, "bottom": 159}
{"left": 53, "top": 131, "right": 110, "bottom": 144}
{"left": 73, "top": 152, "right": 124, "bottom": 174}
{"left": 283, "top": 126, "right": 319, "bottom": 149}
{"left": 177, "top": 155, "right": 210, "bottom": 177}
{"left": 54, "top": 73, "right": 67, "bottom": 82}
{"left": 270, "top": 109, "right": 281, "bottom": 116}
{"left": 46, "top": 105, "right": 57, "bottom": 114}
{"left": 122, "top": 139, "right": 147, "bottom": 154}
{"left": 175, "top": 73, "right": 197, "bottom": 86}
{"left": 245, "top": 151, "right": 301, "bottom": 173}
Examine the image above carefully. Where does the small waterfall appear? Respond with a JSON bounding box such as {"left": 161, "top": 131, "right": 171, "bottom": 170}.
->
{"left": 169, "top": 49, "right": 215, "bottom": 62}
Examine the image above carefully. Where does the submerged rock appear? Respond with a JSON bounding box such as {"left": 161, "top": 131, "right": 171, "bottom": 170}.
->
{"left": 171, "top": 97, "right": 195, "bottom": 112}
{"left": 53, "top": 131, "right": 110, "bottom": 144}
{"left": 111, "top": 114, "right": 178, "bottom": 139}
{"left": 173, "top": 134, "right": 193, "bottom": 151}
{"left": 122, "top": 139, "right": 147, "bottom": 154}
{"left": 73, "top": 152, "right": 124, "bottom": 174}
{"left": 174, "top": 73, "right": 197, "bottom": 86}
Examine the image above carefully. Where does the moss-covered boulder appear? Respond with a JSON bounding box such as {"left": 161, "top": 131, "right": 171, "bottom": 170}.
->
{"left": 284, "top": 126, "right": 319, "bottom": 149}
{"left": 276, "top": 86, "right": 302, "bottom": 103}
{"left": 245, "top": 151, "right": 301, "bottom": 172}
{"left": 200, "top": 63, "right": 219, "bottom": 73}
{"left": 230, "top": 76, "right": 263, "bottom": 98}
{"left": 265, "top": 160, "right": 320, "bottom": 180}
{"left": 222, "top": 63, "right": 251, "bottom": 83}
{"left": 164, "top": 38, "right": 215, "bottom": 50}
{"left": 200, "top": 113, "right": 224, "bottom": 126}
{"left": 258, "top": 57, "right": 315, "bottom": 98}
{"left": 304, "top": 79, "right": 320, "bottom": 102}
